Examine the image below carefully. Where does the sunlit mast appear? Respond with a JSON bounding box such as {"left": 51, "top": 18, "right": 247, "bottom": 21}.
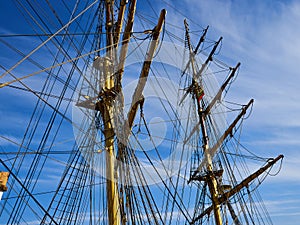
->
{"left": 183, "top": 19, "right": 284, "bottom": 225}
{"left": 95, "top": 1, "right": 166, "bottom": 224}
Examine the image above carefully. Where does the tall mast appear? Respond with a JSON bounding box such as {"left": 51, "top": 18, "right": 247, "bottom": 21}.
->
{"left": 99, "top": 1, "right": 166, "bottom": 224}
{"left": 103, "top": 1, "right": 120, "bottom": 224}
{"left": 184, "top": 20, "right": 223, "bottom": 225}
{"left": 183, "top": 21, "right": 284, "bottom": 225}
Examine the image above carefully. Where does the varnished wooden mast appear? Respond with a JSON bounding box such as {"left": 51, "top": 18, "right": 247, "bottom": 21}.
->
{"left": 104, "top": 0, "right": 120, "bottom": 224}
{"left": 184, "top": 19, "right": 223, "bottom": 225}
{"left": 102, "top": 2, "right": 166, "bottom": 224}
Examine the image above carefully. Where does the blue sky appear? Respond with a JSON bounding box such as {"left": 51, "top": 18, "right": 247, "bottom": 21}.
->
{"left": 0, "top": 0, "right": 300, "bottom": 224}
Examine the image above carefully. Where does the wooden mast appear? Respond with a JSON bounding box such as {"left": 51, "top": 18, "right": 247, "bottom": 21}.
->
{"left": 103, "top": 1, "right": 121, "bottom": 224}
{"left": 100, "top": 1, "right": 166, "bottom": 224}
{"left": 184, "top": 19, "right": 223, "bottom": 225}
